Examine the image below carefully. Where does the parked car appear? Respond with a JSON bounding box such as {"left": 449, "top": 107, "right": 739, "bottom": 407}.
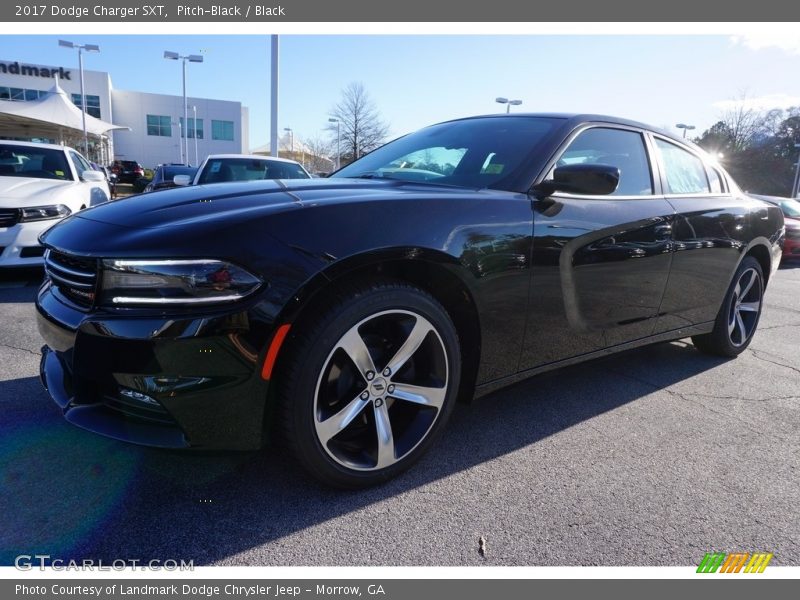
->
{"left": 110, "top": 160, "right": 144, "bottom": 184}
{"left": 91, "top": 162, "right": 117, "bottom": 198}
{"left": 0, "top": 141, "right": 109, "bottom": 267}
{"left": 173, "top": 154, "right": 310, "bottom": 186}
{"left": 748, "top": 194, "right": 800, "bottom": 259}
{"left": 143, "top": 165, "right": 198, "bottom": 193}
{"left": 36, "top": 114, "right": 784, "bottom": 488}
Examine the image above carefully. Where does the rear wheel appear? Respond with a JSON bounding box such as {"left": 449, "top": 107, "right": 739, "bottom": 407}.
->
{"left": 692, "top": 256, "right": 764, "bottom": 357}
{"left": 278, "top": 282, "right": 461, "bottom": 488}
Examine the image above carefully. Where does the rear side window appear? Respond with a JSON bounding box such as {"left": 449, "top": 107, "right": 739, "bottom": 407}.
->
{"left": 655, "top": 139, "right": 710, "bottom": 194}
{"left": 556, "top": 127, "right": 653, "bottom": 196}
{"left": 707, "top": 166, "right": 724, "bottom": 194}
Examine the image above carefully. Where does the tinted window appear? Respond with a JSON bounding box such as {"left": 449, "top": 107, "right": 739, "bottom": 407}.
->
{"left": 0, "top": 144, "right": 71, "bottom": 180}
{"left": 707, "top": 166, "right": 724, "bottom": 194}
{"left": 555, "top": 127, "right": 653, "bottom": 196}
{"left": 656, "top": 139, "right": 710, "bottom": 194}
{"left": 332, "top": 116, "right": 560, "bottom": 191}
{"left": 70, "top": 151, "right": 92, "bottom": 178}
{"left": 197, "top": 158, "right": 309, "bottom": 184}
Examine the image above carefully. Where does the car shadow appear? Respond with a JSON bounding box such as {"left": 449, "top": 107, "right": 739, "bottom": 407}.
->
{"left": 0, "top": 268, "right": 43, "bottom": 304}
{"left": 0, "top": 340, "right": 729, "bottom": 565}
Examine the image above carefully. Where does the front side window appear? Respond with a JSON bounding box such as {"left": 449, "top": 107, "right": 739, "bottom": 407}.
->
{"left": 554, "top": 127, "right": 653, "bottom": 196}
{"left": 69, "top": 151, "right": 92, "bottom": 178}
{"left": 147, "top": 114, "right": 172, "bottom": 137}
{"left": 655, "top": 138, "right": 710, "bottom": 195}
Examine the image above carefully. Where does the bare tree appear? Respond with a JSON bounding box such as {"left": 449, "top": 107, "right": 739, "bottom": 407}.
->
{"left": 302, "top": 136, "right": 336, "bottom": 173}
{"left": 718, "top": 91, "right": 763, "bottom": 151}
{"left": 327, "top": 82, "right": 390, "bottom": 164}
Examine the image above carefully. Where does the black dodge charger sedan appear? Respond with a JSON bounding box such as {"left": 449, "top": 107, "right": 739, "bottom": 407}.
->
{"left": 36, "top": 114, "right": 785, "bottom": 487}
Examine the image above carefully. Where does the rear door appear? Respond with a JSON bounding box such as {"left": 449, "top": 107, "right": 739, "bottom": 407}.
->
{"left": 519, "top": 124, "right": 675, "bottom": 369}
{"left": 648, "top": 135, "right": 750, "bottom": 332}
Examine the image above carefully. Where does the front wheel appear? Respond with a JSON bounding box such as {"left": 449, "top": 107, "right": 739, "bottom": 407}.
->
{"left": 692, "top": 256, "right": 764, "bottom": 357}
{"left": 278, "top": 282, "right": 461, "bottom": 488}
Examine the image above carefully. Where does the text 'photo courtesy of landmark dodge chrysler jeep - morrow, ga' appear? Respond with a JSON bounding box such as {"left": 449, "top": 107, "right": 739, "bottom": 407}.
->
{"left": 35, "top": 114, "right": 785, "bottom": 488}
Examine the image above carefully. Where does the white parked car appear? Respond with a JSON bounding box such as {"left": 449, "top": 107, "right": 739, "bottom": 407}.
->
{"left": 0, "top": 141, "right": 110, "bottom": 267}
{"left": 173, "top": 154, "right": 311, "bottom": 187}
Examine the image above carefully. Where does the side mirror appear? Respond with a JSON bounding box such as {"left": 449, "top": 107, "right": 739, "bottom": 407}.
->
{"left": 82, "top": 170, "right": 106, "bottom": 183}
{"left": 173, "top": 174, "right": 192, "bottom": 187}
{"left": 533, "top": 163, "right": 620, "bottom": 197}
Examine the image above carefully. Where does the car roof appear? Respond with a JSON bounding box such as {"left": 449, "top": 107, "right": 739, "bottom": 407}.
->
{"left": 0, "top": 140, "right": 73, "bottom": 152}
{"left": 205, "top": 154, "right": 303, "bottom": 166}
{"left": 446, "top": 113, "right": 695, "bottom": 148}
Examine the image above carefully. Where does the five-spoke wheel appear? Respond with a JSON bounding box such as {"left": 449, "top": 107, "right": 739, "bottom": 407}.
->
{"left": 693, "top": 256, "right": 764, "bottom": 357}
{"left": 279, "top": 283, "right": 460, "bottom": 488}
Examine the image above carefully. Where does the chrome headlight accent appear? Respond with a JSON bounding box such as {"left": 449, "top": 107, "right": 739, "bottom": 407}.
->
{"left": 99, "top": 259, "right": 262, "bottom": 306}
{"left": 19, "top": 204, "right": 72, "bottom": 222}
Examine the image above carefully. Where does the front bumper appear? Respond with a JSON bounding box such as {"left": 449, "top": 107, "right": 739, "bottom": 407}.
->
{"left": 36, "top": 281, "right": 274, "bottom": 450}
{"left": 0, "top": 219, "right": 52, "bottom": 266}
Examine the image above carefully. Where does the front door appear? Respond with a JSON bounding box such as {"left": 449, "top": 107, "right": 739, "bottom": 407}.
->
{"left": 519, "top": 125, "right": 675, "bottom": 370}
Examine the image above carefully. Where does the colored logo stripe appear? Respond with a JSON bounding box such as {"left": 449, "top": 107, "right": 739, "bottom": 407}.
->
{"left": 744, "top": 553, "right": 773, "bottom": 573}
{"left": 697, "top": 552, "right": 773, "bottom": 573}
{"left": 697, "top": 552, "right": 726, "bottom": 573}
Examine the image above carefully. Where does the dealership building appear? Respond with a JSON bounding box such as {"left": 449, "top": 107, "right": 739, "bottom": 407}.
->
{"left": 0, "top": 58, "right": 249, "bottom": 167}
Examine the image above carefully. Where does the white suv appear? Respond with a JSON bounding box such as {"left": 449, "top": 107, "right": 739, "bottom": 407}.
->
{"left": 0, "top": 141, "right": 110, "bottom": 267}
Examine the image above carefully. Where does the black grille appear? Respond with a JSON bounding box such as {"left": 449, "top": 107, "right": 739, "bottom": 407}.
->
{"left": 102, "top": 394, "right": 177, "bottom": 426}
{"left": 44, "top": 249, "right": 98, "bottom": 308}
{"left": 0, "top": 208, "right": 19, "bottom": 228}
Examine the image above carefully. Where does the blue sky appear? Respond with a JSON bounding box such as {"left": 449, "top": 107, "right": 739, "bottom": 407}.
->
{"left": 1, "top": 35, "right": 797, "bottom": 150}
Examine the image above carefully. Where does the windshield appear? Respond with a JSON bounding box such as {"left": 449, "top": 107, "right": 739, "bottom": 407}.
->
{"left": 162, "top": 166, "right": 197, "bottom": 180}
{"left": 197, "top": 158, "right": 310, "bottom": 184}
{"left": 332, "top": 117, "right": 560, "bottom": 191}
{"left": 0, "top": 144, "right": 72, "bottom": 181}
{"left": 781, "top": 199, "right": 800, "bottom": 218}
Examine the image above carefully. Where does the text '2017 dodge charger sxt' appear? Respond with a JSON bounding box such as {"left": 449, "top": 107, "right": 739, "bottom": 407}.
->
{"left": 36, "top": 114, "right": 785, "bottom": 487}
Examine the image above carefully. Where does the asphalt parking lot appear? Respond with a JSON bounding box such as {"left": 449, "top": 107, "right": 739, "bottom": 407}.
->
{"left": 1, "top": 265, "right": 798, "bottom": 567}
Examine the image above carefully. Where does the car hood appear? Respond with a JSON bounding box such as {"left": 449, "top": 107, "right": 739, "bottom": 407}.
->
{"left": 71, "top": 178, "right": 480, "bottom": 230}
{"left": 0, "top": 176, "right": 74, "bottom": 206}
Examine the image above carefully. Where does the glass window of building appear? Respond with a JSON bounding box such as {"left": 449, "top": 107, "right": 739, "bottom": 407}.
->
{"left": 147, "top": 114, "right": 172, "bottom": 137}
{"left": 212, "top": 120, "right": 234, "bottom": 141}
{"left": 180, "top": 117, "right": 204, "bottom": 140}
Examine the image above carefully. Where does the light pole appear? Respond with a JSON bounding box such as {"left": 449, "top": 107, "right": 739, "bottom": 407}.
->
{"left": 676, "top": 123, "right": 696, "bottom": 139}
{"left": 328, "top": 117, "right": 340, "bottom": 170}
{"left": 284, "top": 127, "right": 293, "bottom": 159}
{"left": 496, "top": 97, "right": 522, "bottom": 113}
{"left": 59, "top": 40, "right": 99, "bottom": 158}
{"left": 791, "top": 144, "right": 800, "bottom": 199}
{"left": 192, "top": 105, "right": 198, "bottom": 166}
{"left": 164, "top": 51, "right": 203, "bottom": 165}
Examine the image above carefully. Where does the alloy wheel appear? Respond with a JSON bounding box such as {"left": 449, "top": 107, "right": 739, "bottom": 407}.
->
{"left": 313, "top": 309, "right": 449, "bottom": 471}
{"left": 727, "top": 267, "right": 762, "bottom": 347}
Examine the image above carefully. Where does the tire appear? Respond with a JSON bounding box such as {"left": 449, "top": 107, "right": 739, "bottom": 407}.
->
{"left": 277, "top": 281, "right": 461, "bottom": 489}
{"left": 692, "top": 256, "right": 764, "bottom": 357}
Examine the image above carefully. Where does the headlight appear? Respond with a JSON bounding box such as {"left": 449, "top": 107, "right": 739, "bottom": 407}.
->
{"left": 19, "top": 204, "right": 72, "bottom": 222}
{"left": 99, "top": 259, "right": 262, "bottom": 306}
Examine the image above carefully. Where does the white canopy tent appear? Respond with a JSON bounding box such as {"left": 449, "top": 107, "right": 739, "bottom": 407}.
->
{"left": 0, "top": 79, "right": 129, "bottom": 163}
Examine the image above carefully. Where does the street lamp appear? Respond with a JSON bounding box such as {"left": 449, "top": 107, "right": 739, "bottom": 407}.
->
{"left": 496, "top": 97, "right": 522, "bottom": 113}
{"left": 164, "top": 50, "right": 203, "bottom": 165}
{"left": 675, "top": 123, "right": 696, "bottom": 139}
{"left": 59, "top": 40, "right": 100, "bottom": 158}
{"left": 284, "top": 127, "right": 293, "bottom": 158}
{"left": 192, "top": 105, "right": 198, "bottom": 166}
{"left": 328, "top": 118, "right": 340, "bottom": 170}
